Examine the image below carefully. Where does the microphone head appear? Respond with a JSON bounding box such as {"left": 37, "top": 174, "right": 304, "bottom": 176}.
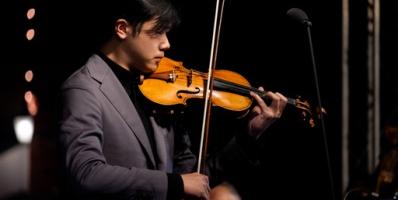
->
{"left": 286, "top": 8, "right": 312, "bottom": 26}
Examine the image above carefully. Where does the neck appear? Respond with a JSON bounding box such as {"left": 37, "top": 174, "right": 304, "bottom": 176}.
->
{"left": 100, "top": 39, "right": 131, "bottom": 72}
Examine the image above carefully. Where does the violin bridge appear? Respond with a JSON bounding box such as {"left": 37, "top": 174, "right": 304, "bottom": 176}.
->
{"left": 168, "top": 70, "right": 176, "bottom": 82}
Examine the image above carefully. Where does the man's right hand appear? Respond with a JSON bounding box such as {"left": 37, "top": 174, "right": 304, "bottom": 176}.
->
{"left": 181, "top": 172, "right": 210, "bottom": 200}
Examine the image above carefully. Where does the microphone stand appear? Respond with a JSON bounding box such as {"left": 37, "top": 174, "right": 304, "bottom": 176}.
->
{"left": 305, "top": 23, "right": 336, "bottom": 200}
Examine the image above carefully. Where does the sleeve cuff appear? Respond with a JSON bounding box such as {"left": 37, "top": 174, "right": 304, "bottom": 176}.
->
{"left": 166, "top": 173, "right": 184, "bottom": 200}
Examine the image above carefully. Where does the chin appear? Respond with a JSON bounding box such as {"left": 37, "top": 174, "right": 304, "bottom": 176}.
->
{"left": 143, "top": 66, "right": 157, "bottom": 74}
{"left": 150, "top": 62, "right": 160, "bottom": 72}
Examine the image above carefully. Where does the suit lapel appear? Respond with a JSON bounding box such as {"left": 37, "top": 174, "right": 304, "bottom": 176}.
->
{"left": 87, "top": 55, "right": 156, "bottom": 167}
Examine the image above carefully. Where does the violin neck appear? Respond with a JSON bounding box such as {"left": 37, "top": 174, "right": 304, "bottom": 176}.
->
{"left": 213, "top": 77, "right": 315, "bottom": 128}
{"left": 213, "top": 78, "right": 296, "bottom": 106}
{"left": 254, "top": 90, "right": 296, "bottom": 107}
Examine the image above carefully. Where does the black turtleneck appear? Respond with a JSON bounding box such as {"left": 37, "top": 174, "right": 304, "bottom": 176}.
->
{"left": 96, "top": 52, "right": 184, "bottom": 200}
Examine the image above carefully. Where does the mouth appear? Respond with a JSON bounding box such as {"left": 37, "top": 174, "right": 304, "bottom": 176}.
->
{"left": 154, "top": 56, "right": 163, "bottom": 64}
{"left": 154, "top": 56, "right": 163, "bottom": 60}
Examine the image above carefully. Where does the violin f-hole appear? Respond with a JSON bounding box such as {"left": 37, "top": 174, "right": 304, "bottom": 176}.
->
{"left": 176, "top": 87, "right": 201, "bottom": 98}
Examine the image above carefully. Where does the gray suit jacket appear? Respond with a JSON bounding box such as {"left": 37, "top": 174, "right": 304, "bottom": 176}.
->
{"left": 59, "top": 55, "right": 196, "bottom": 200}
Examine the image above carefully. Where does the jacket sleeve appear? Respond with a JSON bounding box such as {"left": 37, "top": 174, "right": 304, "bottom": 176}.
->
{"left": 59, "top": 86, "right": 168, "bottom": 199}
{"left": 205, "top": 118, "right": 263, "bottom": 188}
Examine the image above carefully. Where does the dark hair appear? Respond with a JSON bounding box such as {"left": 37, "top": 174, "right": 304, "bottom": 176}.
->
{"left": 103, "top": 0, "right": 180, "bottom": 36}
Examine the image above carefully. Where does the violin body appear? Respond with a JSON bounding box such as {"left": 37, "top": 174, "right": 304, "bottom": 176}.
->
{"left": 139, "top": 57, "right": 319, "bottom": 127}
{"left": 138, "top": 57, "right": 252, "bottom": 112}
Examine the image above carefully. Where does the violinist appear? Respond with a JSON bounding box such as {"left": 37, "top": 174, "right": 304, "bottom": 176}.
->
{"left": 57, "top": 0, "right": 287, "bottom": 199}
{"left": 345, "top": 113, "right": 398, "bottom": 200}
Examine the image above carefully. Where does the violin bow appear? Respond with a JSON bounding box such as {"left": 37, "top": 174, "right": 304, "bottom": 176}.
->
{"left": 197, "top": 0, "right": 226, "bottom": 173}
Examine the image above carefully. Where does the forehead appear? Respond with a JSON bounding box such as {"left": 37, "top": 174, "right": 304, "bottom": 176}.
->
{"left": 141, "top": 18, "right": 158, "bottom": 31}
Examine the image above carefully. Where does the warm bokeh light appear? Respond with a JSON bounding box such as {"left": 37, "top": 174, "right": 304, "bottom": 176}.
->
{"left": 26, "top": 29, "right": 35, "bottom": 41}
{"left": 13, "top": 116, "right": 34, "bottom": 144}
{"left": 24, "top": 70, "right": 33, "bottom": 82}
{"left": 26, "top": 8, "right": 35, "bottom": 20}
{"left": 24, "top": 91, "right": 32, "bottom": 103}
{"left": 24, "top": 91, "right": 38, "bottom": 116}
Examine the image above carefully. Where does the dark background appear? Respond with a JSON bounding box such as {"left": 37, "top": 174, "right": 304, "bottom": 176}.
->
{"left": 1, "top": 0, "right": 398, "bottom": 199}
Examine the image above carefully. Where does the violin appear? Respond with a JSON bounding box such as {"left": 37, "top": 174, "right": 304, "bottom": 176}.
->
{"left": 138, "top": 57, "right": 318, "bottom": 127}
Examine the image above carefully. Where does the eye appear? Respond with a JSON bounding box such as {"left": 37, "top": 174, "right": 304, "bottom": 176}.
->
{"left": 145, "top": 30, "right": 164, "bottom": 38}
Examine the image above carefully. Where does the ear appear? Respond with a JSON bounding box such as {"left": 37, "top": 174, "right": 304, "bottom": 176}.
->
{"left": 114, "top": 19, "right": 132, "bottom": 39}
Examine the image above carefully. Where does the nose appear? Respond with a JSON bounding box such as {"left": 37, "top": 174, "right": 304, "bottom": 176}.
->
{"left": 160, "top": 34, "right": 170, "bottom": 51}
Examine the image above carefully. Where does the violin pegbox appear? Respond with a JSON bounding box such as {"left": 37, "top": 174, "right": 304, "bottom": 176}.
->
{"left": 294, "top": 96, "right": 315, "bottom": 128}
{"left": 293, "top": 96, "right": 327, "bottom": 128}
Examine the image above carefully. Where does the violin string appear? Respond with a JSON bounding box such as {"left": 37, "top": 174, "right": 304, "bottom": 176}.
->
{"left": 173, "top": 70, "right": 263, "bottom": 95}
{"left": 171, "top": 67, "right": 266, "bottom": 93}
{"left": 165, "top": 69, "right": 299, "bottom": 108}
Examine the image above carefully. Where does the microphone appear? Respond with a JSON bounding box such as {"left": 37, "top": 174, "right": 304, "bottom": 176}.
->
{"left": 286, "top": 7, "right": 312, "bottom": 26}
{"left": 287, "top": 8, "right": 336, "bottom": 200}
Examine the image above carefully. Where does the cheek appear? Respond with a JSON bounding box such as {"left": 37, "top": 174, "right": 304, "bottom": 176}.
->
{"left": 133, "top": 42, "right": 153, "bottom": 57}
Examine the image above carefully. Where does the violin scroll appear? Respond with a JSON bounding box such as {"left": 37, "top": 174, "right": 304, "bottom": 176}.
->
{"left": 293, "top": 96, "right": 327, "bottom": 128}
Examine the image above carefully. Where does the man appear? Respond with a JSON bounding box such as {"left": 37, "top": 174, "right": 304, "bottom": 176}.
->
{"left": 58, "top": 0, "right": 287, "bottom": 199}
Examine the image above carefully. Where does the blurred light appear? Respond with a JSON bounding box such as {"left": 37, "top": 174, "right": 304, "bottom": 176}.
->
{"left": 13, "top": 116, "right": 34, "bottom": 144}
{"left": 24, "top": 91, "right": 38, "bottom": 116}
{"left": 24, "top": 70, "right": 33, "bottom": 82}
{"left": 26, "top": 8, "right": 36, "bottom": 20}
{"left": 24, "top": 91, "right": 32, "bottom": 103}
{"left": 26, "top": 29, "right": 35, "bottom": 41}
